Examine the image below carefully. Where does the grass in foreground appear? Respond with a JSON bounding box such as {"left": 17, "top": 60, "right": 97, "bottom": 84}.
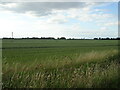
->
{"left": 2, "top": 49, "right": 120, "bottom": 88}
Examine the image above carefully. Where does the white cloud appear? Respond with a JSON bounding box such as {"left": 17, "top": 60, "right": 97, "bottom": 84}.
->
{"left": 104, "top": 22, "right": 118, "bottom": 26}
{"left": 46, "top": 14, "right": 68, "bottom": 24}
{"left": 100, "top": 27, "right": 108, "bottom": 31}
{"left": 0, "top": 3, "right": 17, "bottom": 8}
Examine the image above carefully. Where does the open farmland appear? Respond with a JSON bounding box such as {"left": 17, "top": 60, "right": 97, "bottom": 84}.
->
{"left": 2, "top": 39, "right": 120, "bottom": 88}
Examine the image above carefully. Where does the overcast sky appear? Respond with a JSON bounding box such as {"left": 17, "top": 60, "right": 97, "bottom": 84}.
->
{"left": 0, "top": 2, "right": 118, "bottom": 39}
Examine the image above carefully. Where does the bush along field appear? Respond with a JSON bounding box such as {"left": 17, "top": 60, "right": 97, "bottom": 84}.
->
{"left": 2, "top": 39, "right": 120, "bottom": 88}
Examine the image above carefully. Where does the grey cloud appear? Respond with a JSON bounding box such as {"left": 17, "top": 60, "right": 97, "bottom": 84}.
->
{"left": 0, "top": 2, "right": 106, "bottom": 16}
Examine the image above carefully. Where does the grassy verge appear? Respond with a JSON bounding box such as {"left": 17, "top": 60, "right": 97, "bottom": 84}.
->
{"left": 2, "top": 49, "right": 120, "bottom": 88}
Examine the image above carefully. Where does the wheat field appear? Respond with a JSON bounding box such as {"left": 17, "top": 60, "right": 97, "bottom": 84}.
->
{"left": 2, "top": 39, "right": 120, "bottom": 88}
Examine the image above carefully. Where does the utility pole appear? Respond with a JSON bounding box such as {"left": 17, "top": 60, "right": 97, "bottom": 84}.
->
{"left": 12, "top": 32, "right": 13, "bottom": 38}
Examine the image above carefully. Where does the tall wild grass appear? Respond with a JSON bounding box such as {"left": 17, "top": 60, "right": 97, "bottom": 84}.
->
{"left": 2, "top": 49, "right": 120, "bottom": 88}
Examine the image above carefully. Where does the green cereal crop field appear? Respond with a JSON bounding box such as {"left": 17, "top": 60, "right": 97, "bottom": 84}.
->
{"left": 2, "top": 39, "right": 120, "bottom": 88}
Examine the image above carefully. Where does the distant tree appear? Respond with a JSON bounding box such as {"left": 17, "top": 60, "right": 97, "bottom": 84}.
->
{"left": 32, "top": 37, "right": 39, "bottom": 39}
{"left": 117, "top": 37, "right": 120, "bottom": 40}
{"left": 94, "top": 38, "right": 98, "bottom": 40}
{"left": 106, "top": 37, "right": 110, "bottom": 40}
{"left": 99, "top": 37, "right": 101, "bottom": 40}
{"left": 60, "top": 37, "right": 66, "bottom": 40}
{"left": 68, "top": 38, "right": 72, "bottom": 40}
{"left": 57, "top": 37, "right": 60, "bottom": 40}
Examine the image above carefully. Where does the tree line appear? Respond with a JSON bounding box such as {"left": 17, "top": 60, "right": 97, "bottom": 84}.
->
{"left": 2, "top": 37, "right": 120, "bottom": 40}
